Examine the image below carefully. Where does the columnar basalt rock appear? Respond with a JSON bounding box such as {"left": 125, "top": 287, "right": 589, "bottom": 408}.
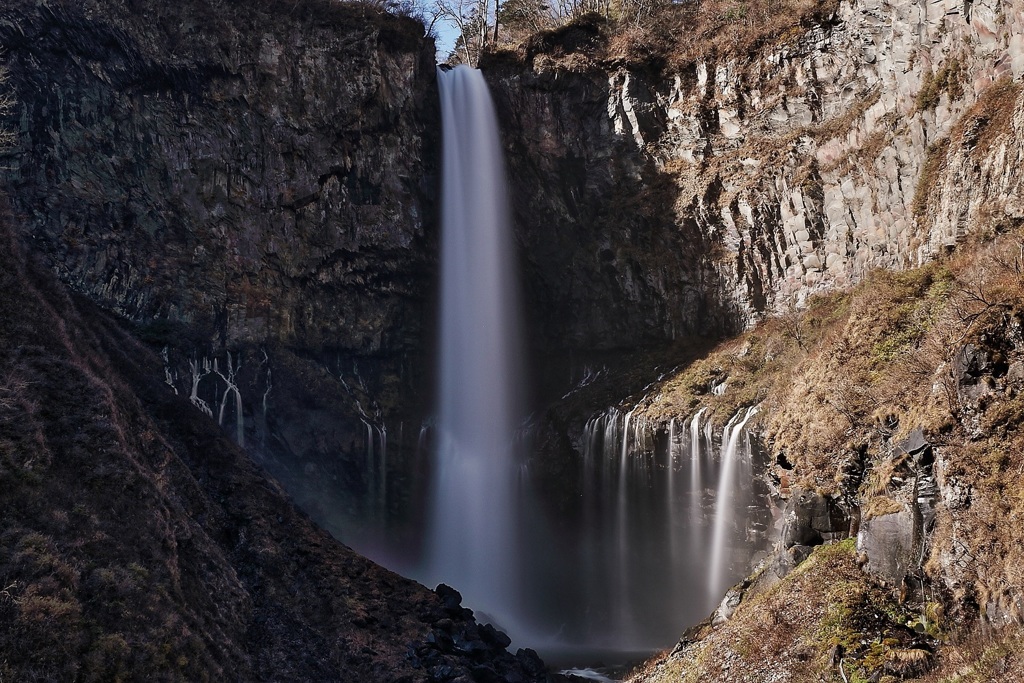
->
{"left": 486, "top": 0, "right": 1024, "bottom": 346}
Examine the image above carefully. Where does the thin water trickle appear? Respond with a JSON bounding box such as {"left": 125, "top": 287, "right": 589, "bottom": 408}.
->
{"left": 689, "top": 407, "right": 707, "bottom": 561}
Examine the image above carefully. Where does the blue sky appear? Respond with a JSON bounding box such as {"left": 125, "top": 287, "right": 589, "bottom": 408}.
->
{"left": 430, "top": 19, "right": 460, "bottom": 61}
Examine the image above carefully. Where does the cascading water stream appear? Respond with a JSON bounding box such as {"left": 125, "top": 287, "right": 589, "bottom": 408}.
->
{"left": 707, "top": 405, "right": 759, "bottom": 599}
{"left": 689, "top": 407, "right": 708, "bottom": 555}
{"left": 428, "top": 65, "right": 523, "bottom": 623}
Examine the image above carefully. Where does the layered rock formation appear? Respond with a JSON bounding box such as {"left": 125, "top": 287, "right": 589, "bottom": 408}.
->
{"left": 485, "top": 0, "right": 1024, "bottom": 349}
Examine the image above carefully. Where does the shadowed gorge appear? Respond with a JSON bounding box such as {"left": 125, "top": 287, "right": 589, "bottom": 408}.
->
{"left": 0, "top": 0, "right": 1023, "bottom": 679}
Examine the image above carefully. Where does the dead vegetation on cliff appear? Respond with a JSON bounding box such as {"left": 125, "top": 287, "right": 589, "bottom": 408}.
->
{"left": 485, "top": 0, "right": 840, "bottom": 71}
{"left": 629, "top": 224, "right": 1024, "bottom": 681}
{"left": 628, "top": 540, "right": 937, "bottom": 683}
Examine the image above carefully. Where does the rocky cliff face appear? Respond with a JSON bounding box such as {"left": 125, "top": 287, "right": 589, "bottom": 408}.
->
{"left": 485, "top": 0, "right": 1024, "bottom": 349}
{"left": 488, "top": 54, "right": 727, "bottom": 352}
{"left": 0, "top": 0, "right": 442, "bottom": 555}
{"left": 1, "top": 0, "right": 437, "bottom": 353}
{"left": 477, "top": 1, "right": 1024, "bottom": 678}
{"left": 0, "top": 206, "right": 545, "bottom": 682}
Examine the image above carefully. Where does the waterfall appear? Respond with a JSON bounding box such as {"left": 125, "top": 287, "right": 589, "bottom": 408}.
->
{"left": 409, "top": 62, "right": 769, "bottom": 652}
{"left": 667, "top": 417, "right": 677, "bottom": 552}
{"left": 689, "top": 407, "right": 708, "bottom": 553}
{"left": 428, "top": 66, "right": 523, "bottom": 623}
{"left": 707, "top": 405, "right": 759, "bottom": 599}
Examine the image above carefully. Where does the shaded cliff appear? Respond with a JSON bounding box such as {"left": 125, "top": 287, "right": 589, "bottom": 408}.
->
{"left": 1, "top": 0, "right": 436, "bottom": 351}
{"left": 0, "top": 0, "right": 443, "bottom": 557}
{"left": 2, "top": 0, "right": 1023, "bottom": 677}
{"left": 0, "top": 203, "right": 546, "bottom": 681}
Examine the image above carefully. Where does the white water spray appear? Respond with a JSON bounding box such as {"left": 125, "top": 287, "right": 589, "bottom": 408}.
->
{"left": 708, "top": 405, "right": 759, "bottom": 599}
{"left": 428, "top": 66, "right": 522, "bottom": 622}
{"left": 689, "top": 407, "right": 708, "bottom": 551}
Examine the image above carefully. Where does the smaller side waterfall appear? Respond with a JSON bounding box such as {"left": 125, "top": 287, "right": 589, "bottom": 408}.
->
{"left": 708, "top": 405, "right": 760, "bottom": 599}
{"left": 689, "top": 407, "right": 708, "bottom": 555}
{"left": 561, "top": 404, "right": 766, "bottom": 650}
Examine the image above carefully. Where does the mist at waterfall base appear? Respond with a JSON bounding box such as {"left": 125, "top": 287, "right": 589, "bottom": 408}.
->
{"left": 328, "top": 66, "right": 771, "bottom": 659}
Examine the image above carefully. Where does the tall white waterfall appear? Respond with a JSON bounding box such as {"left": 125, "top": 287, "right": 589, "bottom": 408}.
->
{"left": 428, "top": 66, "right": 522, "bottom": 621}
{"left": 708, "top": 405, "right": 759, "bottom": 599}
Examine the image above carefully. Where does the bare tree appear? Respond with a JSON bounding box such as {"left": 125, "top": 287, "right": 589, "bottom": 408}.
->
{"left": 430, "top": 0, "right": 503, "bottom": 65}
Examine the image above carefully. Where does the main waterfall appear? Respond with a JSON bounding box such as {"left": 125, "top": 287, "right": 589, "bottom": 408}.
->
{"left": 407, "top": 65, "right": 769, "bottom": 658}
{"left": 428, "top": 66, "right": 523, "bottom": 624}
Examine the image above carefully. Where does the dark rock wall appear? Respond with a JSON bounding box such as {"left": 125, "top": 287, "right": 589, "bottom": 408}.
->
{"left": 0, "top": 0, "right": 441, "bottom": 548}
{"left": 1, "top": 0, "right": 437, "bottom": 353}
{"left": 487, "top": 64, "right": 730, "bottom": 354}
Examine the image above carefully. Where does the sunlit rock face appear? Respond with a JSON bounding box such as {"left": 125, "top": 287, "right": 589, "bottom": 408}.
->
{"left": 485, "top": 0, "right": 1024, "bottom": 347}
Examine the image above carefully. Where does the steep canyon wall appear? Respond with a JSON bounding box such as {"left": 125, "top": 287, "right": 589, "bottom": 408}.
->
{"left": 0, "top": 0, "right": 441, "bottom": 552}
{"left": 2, "top": 0, "right": 1024, "bottom": 636}
{"left": 487, "top": 0, "right": 1024, "bottom": 353}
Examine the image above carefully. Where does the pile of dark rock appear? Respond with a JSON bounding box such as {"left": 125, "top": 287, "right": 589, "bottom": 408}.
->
{"left": 408, "top": 585, "right": 548, "bottom": 683}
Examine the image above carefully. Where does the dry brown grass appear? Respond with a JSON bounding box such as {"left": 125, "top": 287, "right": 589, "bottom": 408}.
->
{"left": 916, "top": 627, "right": 1024, "bottom": 682}
{"left": 953, "top": 78, "right": 1021, "bottom": 160}
{"left": 913, "top": 137, "right": 951, "bottom": 222}
{"left": 629, "top": 540, "right": 927, "bottom": 683}
{"left": 498, "top": 0, "right": 841, "bottom": 72}
{"left": 634, "top": 227, "right": 1024, "bottom": 681}
{"left": 916, "top": 56, "right": 966, "bottom": 112}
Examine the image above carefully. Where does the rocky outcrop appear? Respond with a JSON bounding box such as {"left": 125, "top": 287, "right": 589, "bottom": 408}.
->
{"left": 485, "top": 0, "right": 1024, "bottom": 346}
